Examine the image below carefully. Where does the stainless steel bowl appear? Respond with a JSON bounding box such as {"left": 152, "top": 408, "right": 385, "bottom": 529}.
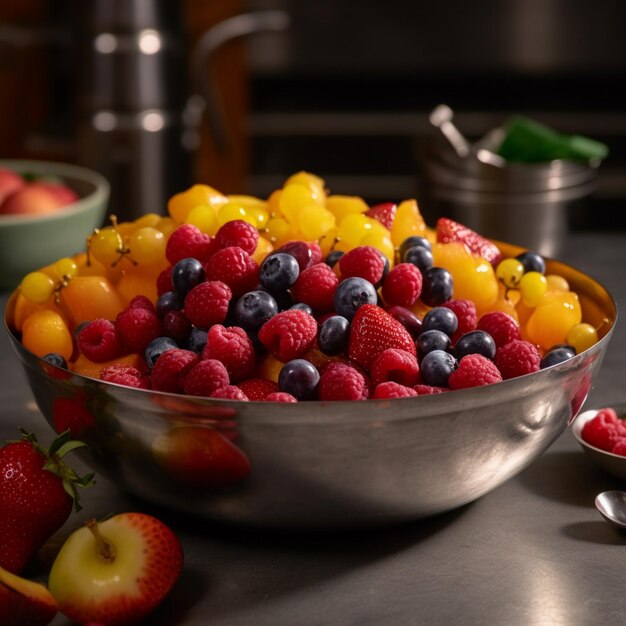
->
{"left": 3, "top": 243, "right": 617, "bottom": 528}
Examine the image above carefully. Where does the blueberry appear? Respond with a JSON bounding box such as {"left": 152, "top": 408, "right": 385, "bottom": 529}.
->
{"left": 325, "top": 250, "right": 344, "bottom": 268}
{"left": 290, "top": 302, "right": 314, "bottom": 316}
{"left": 420, "top": 350, "right": 457, "bottom": 387}
{"left": 171, "top": 258, "right": 205, "bottom": 296}
{"left": 422, "top": 307, "right": 458, "bottom": 337}
{"left": 399, "top": 236, "right": 432, "bottom": 259}
{"left": 420, "top": 267, "right": 453, "bottom": 307}
{"left": 42, "top": 352, "right": 68, "bottom": 369}
{"left": 387, "top": 306, "right": 423, "bottom": 339}
{"left": 187, "top": 327, "right": 208, "bottom": 354}
{"left": 455, "top": 330, "right": 496, "bottom": 360}
{"left": 234, "top": 290, "right": 278, "bottom": 331}
{"left": 156, "top": 291, "right": 184, "bottom": 318}
{"left": 333, "top": 277, "right": 378, "bottom": 320}
{"left": 278, "top": 359, "right": 320, "bottom": 400}
{"left": 259, "top": 252, "right": 300, "bottom": 293}
{"left": 516, "top": 251, "right": 546, "bottom": 274}
{"left": 318, "top": 315, "right": 350, "bottom": 356}
{"left": 417, "top": 329, "right": 451, "bottom": 362}
{"left": 270, "top": 289, "right": 295, "bottom": 311}
{"left": 403, "top": 245, "right": 434, "bottom": 272}
{"left": 145, "top": 336, "right": 179, "bottom": 368}
{"left": 540, "top": 347, "right": 576, "bottom": 369}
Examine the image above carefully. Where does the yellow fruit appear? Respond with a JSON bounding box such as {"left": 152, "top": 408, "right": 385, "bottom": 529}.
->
{"left": 168, "top": 184, "right": 228, "bottom": 223}
{"left": 252, "top": 236, "right": 274, "bottom": 265}
{"left": 184, "top": 204, "right": 219, "bottom": 235}
{"left": 525, "top": 291, "right": 582, "bottom": 351}
{"left": 390, "top": 199, "right": 426, "bottom": 247}
{"left": 22, "top": 309, "right": 73, "bottom": 360}
{"left": 432, "top": 242, "right": 498, "bottom": 312}
{"left": 325, "top": 195, "right": 369, "bottom": 223}
{"left": 60, "top": 276, "right": 126, "bottom": 329}
{"left": 566, "top": 323, "right": 598, "bottom": 353}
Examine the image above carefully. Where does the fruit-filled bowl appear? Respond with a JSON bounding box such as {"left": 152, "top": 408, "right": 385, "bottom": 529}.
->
{"left": 3, "top": 242, "right": 616, "bottom": 528}
{"left": 0, "top": 160, "right": 109, "bottom": 289}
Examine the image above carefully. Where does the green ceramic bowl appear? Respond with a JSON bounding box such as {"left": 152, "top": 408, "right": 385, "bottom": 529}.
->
{"left": 0, "top": 160, "right": 109, "bottom": 290}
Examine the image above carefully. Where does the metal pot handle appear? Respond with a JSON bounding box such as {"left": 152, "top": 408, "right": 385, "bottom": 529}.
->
{"left": 187, "top": 10, "right": 290, "bottom": 155}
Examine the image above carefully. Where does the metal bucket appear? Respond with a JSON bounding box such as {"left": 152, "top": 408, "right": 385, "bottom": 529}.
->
{"left": 417, "top": 140, "right": 599, "bottom": 257}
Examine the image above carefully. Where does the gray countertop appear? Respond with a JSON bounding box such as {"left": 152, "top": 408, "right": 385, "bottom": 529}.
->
{"left": 2, "top": 233, "right": 626, "bottom": 626}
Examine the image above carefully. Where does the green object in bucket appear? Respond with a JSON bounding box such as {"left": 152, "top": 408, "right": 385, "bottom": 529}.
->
{"left": 496, "top": 116, "right": 609, "bottom": 163}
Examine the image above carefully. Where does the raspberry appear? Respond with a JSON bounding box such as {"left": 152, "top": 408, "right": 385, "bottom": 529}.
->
{"left": 339, "top": 246, "right": 386, "bottom": 285}
{"left": 128, "top": 295, "right": 156, "bottom": 313}
{"left": 162, "top": 310, "right": 192, "bottom": 344}
{"left": 477, "top": 311, "right": 521, "bottom": 348}
{"left": 184, "top": 280, "right": 232, "bottom": 328}
{"left": 495, "top": 339, "right": 541, "bottom": 379}
{"left": 51, "top": 394, "right": 94, "bottom": 438}
{"left": 183, "top": 359, "right": 230, "bottom": 396}
{"left": 156, "top": 266, "right": 173, "bottom": 296}
{"left": 215, "top": 219, "right": 259, "bottom": 255}
{"left": 413, "top": 384, "right": 448, "bottom": 395}
{"left": 448, "top": 354, "right": 502, "bottom": 389}
{"left": 202, "top": 324, "right": 255, "bottom": 382}
{"left": 582, "top": 408, "right": 626, "bottom": 451}
{"left": 204, "top": 246, "right": 260, "bottom": 296}
{"left": 318, "top": 362, "right": 369, "bottom": 401}
{"left": 77, "top": 319, "right": 122, "bottom": 363}
{"left": 237, "top": 377, "right": 279, "bottom": 400}
{"left": 381, "top": 263, "right": 422, "bottom": 307}
{"left": 612, "top": 439, "right": 626, "bottom": 456}
{"left": 210, "top": 385, "right": 249, "bottom": 401}
{"left": 442, "top": 299, "right": 477, "bottom": 343}
{"left": 308, "top": 241, "right": 323, "bottom": 265}
{"left": 150, "top": 348, "right": 199, "bottom": 393}
{"left": 166, "top": 224, "right": 216, "bottom": 265}
{"left": 290, "top": 263, "right": 338, "bottom": 312}
{"left": 258, "top": 310, "right": 318, "bottom": 362}
{"left": 370, "top": 348, "right": 420, "bottom": 387}
{"left": 264, "top": 391, "right": 298, "bottom": 402}
{"left": 100, "top": 364, "right": 144, "bottom": 388}
{"left": 115, "top": 306, "right": 162, "bottom": 353}
{"left": 372, "top": 381, "right": 418, "bottom": 399}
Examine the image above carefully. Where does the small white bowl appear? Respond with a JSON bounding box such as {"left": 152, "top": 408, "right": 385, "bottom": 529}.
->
{"left": 571, "top": 403, "right": 626, "bottom": 481}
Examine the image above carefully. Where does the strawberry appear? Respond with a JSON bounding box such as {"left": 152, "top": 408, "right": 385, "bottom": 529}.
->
{"left": 0, "top": 430, "right": 94, "bottom": 574}
{"left": 435, "top": 217, "right": 503, "bottom": 266}
{"left": 366, "top": 202, "right": 397, "bottom": 230}
{"left": 348, "top": 304, "right": 417, "bottom": 369}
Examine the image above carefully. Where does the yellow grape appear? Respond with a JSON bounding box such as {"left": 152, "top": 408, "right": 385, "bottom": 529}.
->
{"left": 496, "top": 258, "right": 524, "bottom": 288}
{"left": 285, "top": 171, "right": 326, "bottom": 202}
{"left": 156, "top": 216, "right": 177, "bottom": 238}
{"left": 129, "top": 227, "right": 166, "bottom": 264}
{"left": 360, "top": 231, "right": 395, "bottom": 264}
{"left": 546, "top": 274, "right": 570, "bottom": 292}
{"left": 20, "top": 272, "right": 55, "bottom": 304}
{"left": 566, "top": 323, "right": 598, "bottom": 353}
{"left": 89, "top": 227, "right": 124, "bottom": 265}
{"left": 168, "top": 184, "right": 228, "bottom": 223}
{"left": 50, "top": 257, "right": 79, "bottom": 281}
{"left": 337, "top": 213, "right": 371, "bottom": 248}
{"left": 325, "top": 195, "right": 369, "bottom": 223}
{"left": 133, "top": 212, "right": 162, "bottom": 229}
{"left": 217, "top": 202, "right": 255, "bottom": 226}
{"left": 185, "top": 204, "right": 219, "bottom": 235}
{"left": 265, "top": 216, "right": 293, "bottom": 246}
{"left": 518, "top": 271, "right": 547, "bottom": 307}
{"left": 298, "top": 205, "right": 336, "bottom": 240}
{"left": 319, "top": 227, "right": 340, "bottom": 256}
{"left": 279, "top": 184, "right": 321, "bottom": 224}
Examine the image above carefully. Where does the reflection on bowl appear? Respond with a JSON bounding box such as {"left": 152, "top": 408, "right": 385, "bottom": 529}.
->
{"left": 571, "top": 403, "right": 626, "bottom": 481}
{"left": 0, "top": 160, "right": 109, "bottom": 289}
{"left": 3, "top": 243, "right": 618, "bottom": 528}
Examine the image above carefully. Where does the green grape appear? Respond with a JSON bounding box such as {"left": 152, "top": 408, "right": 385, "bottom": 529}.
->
{"left": 20, "top": 271, "right": 55, "bottom": 304}
{"left": 496, "top": 258, "right": 525, "bottom": 288}
{"left": 129, "top": 227, "right": 165, "bottom": 264}
{"left": 89, "top": 227, "right": 124, "bottom": 265}
{"left": 566, "top": 322, "right": 598, "bottom": 353}
{"left": 519, "top": 271, "right": 548, "bottom": 307}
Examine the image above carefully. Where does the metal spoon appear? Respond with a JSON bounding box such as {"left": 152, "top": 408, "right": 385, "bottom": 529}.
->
{"left": 595, "top": 491, "right": 626, "bottom": 529}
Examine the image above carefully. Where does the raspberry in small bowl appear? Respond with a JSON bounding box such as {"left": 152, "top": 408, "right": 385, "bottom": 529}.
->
{"left": 571, "top": 403, "right": 626, "bottom": 481}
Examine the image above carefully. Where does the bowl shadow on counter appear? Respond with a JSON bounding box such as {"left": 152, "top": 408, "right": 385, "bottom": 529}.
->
{"left": 515, "top": 450, "right": 625, "bottom": 508}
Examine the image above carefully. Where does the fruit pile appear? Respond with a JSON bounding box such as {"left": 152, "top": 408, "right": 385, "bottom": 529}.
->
{"left": 581, "top": 408, "right": 626, "bottom": 456}
{"left": 13, "top": 171, "right": 600, "bottom": 401}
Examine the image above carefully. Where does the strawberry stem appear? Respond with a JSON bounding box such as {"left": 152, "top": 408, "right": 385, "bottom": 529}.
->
{"left": 86, "top": 519, "right": 116, "bottom": 563}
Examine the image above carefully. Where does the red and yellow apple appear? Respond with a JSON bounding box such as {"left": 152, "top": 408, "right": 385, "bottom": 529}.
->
{"left": 0, "top": 167, "right": 25, "bottom": 205}
{"left": 0, "top": 563, "right": 57, "bottom": 626}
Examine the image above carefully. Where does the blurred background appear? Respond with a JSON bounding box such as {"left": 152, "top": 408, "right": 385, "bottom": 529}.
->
{"left": 1, "top": 0, "right": 625, "bottom": 230}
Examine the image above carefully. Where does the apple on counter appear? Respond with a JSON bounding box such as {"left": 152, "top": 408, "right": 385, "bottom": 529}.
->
{"left": 0, "top": 167, "right": 79, "bottom": 216}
